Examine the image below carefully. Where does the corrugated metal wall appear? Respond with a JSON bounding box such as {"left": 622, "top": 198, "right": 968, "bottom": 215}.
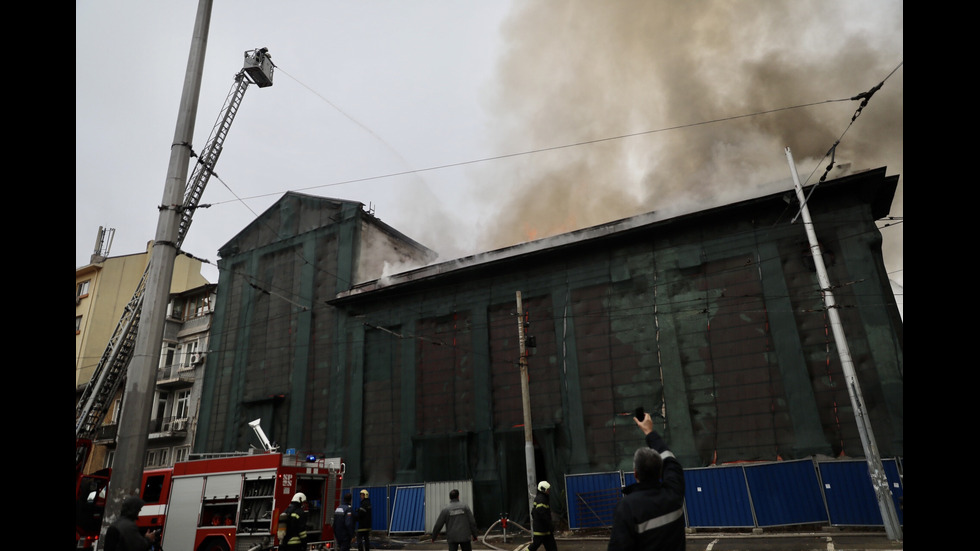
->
{"left": 564, "top": 472, "right": 622, "bottom": 529}
{"left": 389, "top": 485, "right": 425, "bottom": 533}
{"left": 381, "top": 480, "right": 480, "bottom": 535}
{"left": 423, "top": 480, "right": 475, "bottom": 535}
{"left": 818, "top": 458, "right": 904, "bottom": 526}
{"left": 351, "top": 486, "right": 388, "bottom": 531}
{"left": 684, "top": 464, "right": 755, "bottom": 528}
{"left": 743, "top": 460, "right": 827, "bottom": 526}
{"left": 564, "top": 458, "right": 904, "bottom": 530}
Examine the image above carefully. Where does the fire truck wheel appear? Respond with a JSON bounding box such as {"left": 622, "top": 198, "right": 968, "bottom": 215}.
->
{"left": 201, "top": 541, "right": 229, "bottom": 551}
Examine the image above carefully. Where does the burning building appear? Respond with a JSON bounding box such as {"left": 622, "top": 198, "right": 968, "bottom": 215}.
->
{"left": 195, "top": 167, "right": 902, "bottom": 525}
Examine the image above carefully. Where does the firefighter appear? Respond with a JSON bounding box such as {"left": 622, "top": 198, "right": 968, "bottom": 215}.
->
{"left": 529, "top": 481, "right": 558, "bottom": 551}
{"left": 356, "top": 489, "right": 373, "bottom": 550}
{"left": 281, "top": 492, "right": 309, "bottom": 551}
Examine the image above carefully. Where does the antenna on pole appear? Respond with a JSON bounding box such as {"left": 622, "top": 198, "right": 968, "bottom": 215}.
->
{"left": 784, "top": 147, "right": 902, "bottom": 541}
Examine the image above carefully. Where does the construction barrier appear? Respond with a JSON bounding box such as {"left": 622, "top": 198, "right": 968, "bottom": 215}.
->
{"left": 564, "top": 457, "right": 904, "bottom": 530}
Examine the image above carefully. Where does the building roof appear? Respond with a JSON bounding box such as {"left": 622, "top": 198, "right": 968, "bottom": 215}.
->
{"left": 333, "top": 167, "right": 898, "bottom": 303}
{"left": 218, "top": 191, "right": 433, "bottom": 259}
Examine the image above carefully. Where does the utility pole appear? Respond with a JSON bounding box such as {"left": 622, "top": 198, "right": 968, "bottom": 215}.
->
{"left": 515, "top": 291, "right": 537, "bottom": 523}
{"left": 101, "top": 0, "right": 213, "bottom": 537}
{"left": 785, "top": 148, "right": 902, "bottom": 541}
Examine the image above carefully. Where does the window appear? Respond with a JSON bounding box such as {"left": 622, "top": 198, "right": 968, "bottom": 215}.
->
{"left": 169, "top": 298, "right": 184, "bottom": 320}
{"left": 168, "top": 291, "right": 215, "bottom": 321}
{"left": 76, "top": 315, "right": 83, "bottom": 334}
{"left": 174, "top": 446, "right": 190, "bottom": 463}
{"left": 174, "top": 389, "right": 190, "bottom": 420}
{"left": 155, "top": 391, "right": 169, "bottom": 424}
{"left": 160, "top": 342, "right": 181, "bottom": 369}
{"left": 104, "top": 450, "right": 115, "bottom": 469}
{"left": 185, "top": 295, "right": 208, "bottom": 319}
{"left": 142, "top": 474, "right": 167, "bottom": 503}
{"left": 181, "top": 340, "right": 199, "bottom": 369}
{"left": 109, "top": 399, "right": 122, "bottom": 424}
{"left": 76, "top": 280, "right": 91, "bottom": 299}
{"left": 145, "top": 448, "right": 169, "bottom": 468}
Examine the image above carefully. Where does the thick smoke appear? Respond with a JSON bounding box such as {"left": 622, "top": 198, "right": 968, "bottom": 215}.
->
{"left": 477, "top": 1, "right": 902, "bottom": 281}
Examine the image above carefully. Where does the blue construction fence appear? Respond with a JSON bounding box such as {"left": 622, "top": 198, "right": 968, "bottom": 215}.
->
{"left": 565, "top": 457, "right": 904, "bottom": 530}
{"left": 347, "top": 481, "right": 474, "bottom": 535}
{"left": 346, "top": 485, "right": 404, "bottom": 533}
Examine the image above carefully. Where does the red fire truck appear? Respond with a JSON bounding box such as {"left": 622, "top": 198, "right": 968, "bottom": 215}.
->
{"left": 75, "top": 451, "right": 344, "bottom": 551}
{"left": 161, "top": 452, "right": 344, "bottom": 551}
{"left": 75, "top": 464, "right": 173, "bottom": 549}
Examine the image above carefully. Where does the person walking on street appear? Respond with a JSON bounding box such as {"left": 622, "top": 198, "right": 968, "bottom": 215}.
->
{"left": 608, "top": 412, "right": 686, "bottom": 551}
{"left": 528, "top": 480, "right": 558, "bottom": 551}
{"left": 103, "top": 496, "right": 158, "bottom": 551}
{"left": 281, "top": 492, "right": 309, "bottom": 551}
{"left": 431, "top": 488, "right": 479, "bottom": 551}
{"left": 333, "top": 493, "right": 355, "bottom": 551}
{"left": 356, "top": 488, "right": 373, "bottom": 551}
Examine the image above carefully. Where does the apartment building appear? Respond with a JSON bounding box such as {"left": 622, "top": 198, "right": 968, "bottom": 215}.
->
{"left": 75, "top": 235, "right": 209, "bottom": 471}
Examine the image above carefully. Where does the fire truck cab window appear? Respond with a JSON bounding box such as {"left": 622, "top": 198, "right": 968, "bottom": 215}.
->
{"left": 142, "top": 474, "right": 165, "bottom": 503}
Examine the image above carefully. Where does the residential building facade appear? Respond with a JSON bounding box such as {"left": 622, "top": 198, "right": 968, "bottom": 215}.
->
{"left": 76, "top": 238, "right": 209, "bottom": 472}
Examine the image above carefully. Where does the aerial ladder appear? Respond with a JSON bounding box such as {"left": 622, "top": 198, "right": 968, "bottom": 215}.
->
{"left": 75, "top": 48, "right": 274, "bottom": 448}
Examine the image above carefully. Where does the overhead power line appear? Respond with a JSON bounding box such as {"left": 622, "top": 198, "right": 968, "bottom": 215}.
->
{"left": 211, "top": 63, "right": 902, "bottom": 206}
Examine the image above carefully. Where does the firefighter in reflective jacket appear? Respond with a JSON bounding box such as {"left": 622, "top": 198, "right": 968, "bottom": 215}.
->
{"left": 529, "top": 481, "right": 558, "bottom": 551}
{"left": 607, "top": 412, "right": 686, "bottom": 551}
{"left": 281, "top": 492, "right": 309, "bottom": 551}
{"left": 356, "top": 489, "right": 373, "bottom": 551}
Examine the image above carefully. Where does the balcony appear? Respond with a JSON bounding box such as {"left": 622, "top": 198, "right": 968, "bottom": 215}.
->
{"left": 94, "top": 423, "right": 118, "bottom": 444}
{"left": 149, "top": 417, "right": 191, "bottom": 441}
{"left": 156, "top": 364, "right": 195, "bottom": 389}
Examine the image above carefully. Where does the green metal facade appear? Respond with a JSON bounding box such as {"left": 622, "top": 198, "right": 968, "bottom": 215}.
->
{"left": 196, "top": 170, "right": 902, "bottom": 526}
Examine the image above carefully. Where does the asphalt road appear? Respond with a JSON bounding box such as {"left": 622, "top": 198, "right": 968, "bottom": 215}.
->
{"left": 362, "top": 529, "right": 903, "bottom": 551}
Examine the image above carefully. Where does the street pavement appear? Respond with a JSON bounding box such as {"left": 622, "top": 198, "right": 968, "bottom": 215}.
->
{"left": 361, "top": 529, "right": 903, "bottom": 551}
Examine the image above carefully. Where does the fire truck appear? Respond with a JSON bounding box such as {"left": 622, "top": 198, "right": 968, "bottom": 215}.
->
{"left": 76, "top": 449, "right": 345, "bottom": 551}
{"left": 74, "top": 460, "right": 173, "bottom": 549}
{"left": 161, "top": 451, "right": 345, "bottom": 551}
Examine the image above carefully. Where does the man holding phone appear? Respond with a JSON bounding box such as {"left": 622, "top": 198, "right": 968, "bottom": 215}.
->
{"left": 608, "top": 410, "right": 686, "bottom": 550}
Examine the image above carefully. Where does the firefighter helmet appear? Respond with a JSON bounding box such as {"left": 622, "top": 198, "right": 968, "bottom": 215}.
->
{"left": 292, "top": 492, "right": 307, "bottom": 503}
{"left": 538, "top": 481, "right": 551, "bottom": 492}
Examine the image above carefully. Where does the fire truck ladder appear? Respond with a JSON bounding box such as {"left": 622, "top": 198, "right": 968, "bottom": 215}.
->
{"left": 75, "top": 49, "right": 273, "bottom": 441}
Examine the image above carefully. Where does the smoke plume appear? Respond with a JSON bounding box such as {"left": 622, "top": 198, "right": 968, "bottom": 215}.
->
{"left": 476, "top": 1, "right": 903, "bottom": 281}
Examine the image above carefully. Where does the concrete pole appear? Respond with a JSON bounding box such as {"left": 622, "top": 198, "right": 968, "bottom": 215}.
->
{"left": 101, "top": 0, "right": 213, "bottom": 536}
{"left": 516, "top": 291, "right": 537, "bottom": 524}
{"left": 785, "top": 148, "right": 902, "bottom": 541}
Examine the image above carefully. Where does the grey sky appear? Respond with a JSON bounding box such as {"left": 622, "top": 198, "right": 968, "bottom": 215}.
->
{"left": 76, "top": 1, "right": 902, "bottom": 305}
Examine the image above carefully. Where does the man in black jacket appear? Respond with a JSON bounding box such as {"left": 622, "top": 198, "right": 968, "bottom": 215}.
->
{"left": 431, "top": 488, "right": 479, "bottom": 551}
{"left": 528, "top": 480, "right": 557, "bottom": 551}
{"left": 103, "top": 496, "right": 157, "bottom": 551}
{"left": 333, "top": 493, "right": 354, "bottom": 551}
{"left": 608, "top": 412, "right": 686, "bottom": 550}
{"left": 281, "top": 492, "right": 309, "bottom": 551}
{"left": 356, "top": 489, "right": 372, "bottom": 551}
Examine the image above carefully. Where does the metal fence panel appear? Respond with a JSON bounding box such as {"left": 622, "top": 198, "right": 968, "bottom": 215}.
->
{"left": 743, "top": 460, "right": 827, "bottom": 527}
{"left": 684, "top": 465, "right": 755, "bottom": 528}
{"left": 352, "top": 486, "right": 389, "bottom": 531}
{"left": 817, "top": 458, "right": 904, "bottom": 527}
{"left": 424, "top": 480, "right": 475, "bottom": 536}
{"left": 565, "top": 472, "right": 622, "bottom": 529}
{"left": 389, "top": 485, "right": 426, "bottom": 533}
